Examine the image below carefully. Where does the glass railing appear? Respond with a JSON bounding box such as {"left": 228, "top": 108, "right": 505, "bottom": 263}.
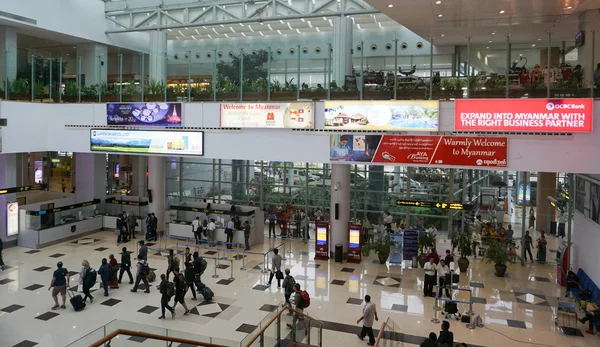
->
{"left": 374, "top": 317, "right": 404, "bottom": 347}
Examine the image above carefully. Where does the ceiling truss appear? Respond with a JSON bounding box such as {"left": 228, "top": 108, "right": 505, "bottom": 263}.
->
{"left": 104, "top": 0, "right": 379, "bottom": 33}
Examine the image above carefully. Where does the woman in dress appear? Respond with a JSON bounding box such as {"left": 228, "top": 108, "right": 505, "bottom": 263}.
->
{"left": 536, "top": 233, "right": 547, "bottom": 264}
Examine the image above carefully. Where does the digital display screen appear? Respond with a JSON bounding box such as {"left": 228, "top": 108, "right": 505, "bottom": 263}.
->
{"left": 107, "top": 102, "right": 182, "bottom": 126}
{"left": 90, "top": 129, "right": 204, "bottom": 156}
{"left": 349, "top": 227, "right": 360, "bottom": 248}
{"left": 316, "top": 225, "right": 327, "bottom": 245}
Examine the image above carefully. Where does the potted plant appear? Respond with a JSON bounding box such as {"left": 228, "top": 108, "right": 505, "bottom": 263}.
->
{"left": 484, "top": 239, "right": 511, "bottom": 277}
{"left": 368, "top": 235, "right": 394, "bottom": 264}
{"left": 454, "top": 231, "right": 473, "bottom": 273}
{"left": 9, "top": 78, "right": 30, "bottom": 101}
{"left": 418, "top": 231, "right": 436, "bottom": 267}
{"left": 242, "top": 78, "right": 267, "bottom": 101}
{"left": 271, "top": 78, "right": 297, "bottom": 101}
{"left": 62, "top": 81, "right": 78, "bottom": 102}
{"left": 123, "top": 82, "right": 140, "bottom": 102}
{"left": 145, "top": 80, "right": 165, "bottom": 101}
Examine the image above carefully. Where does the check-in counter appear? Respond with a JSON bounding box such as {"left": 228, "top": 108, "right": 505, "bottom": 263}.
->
{"left": 18, "top": 199, "right": 103, "bottom": 248}
{"left": 169, "top": 222, "right": 263, "bottom": 247}
{"left": 101, "top": 195, "right": 149, "bottom": 230}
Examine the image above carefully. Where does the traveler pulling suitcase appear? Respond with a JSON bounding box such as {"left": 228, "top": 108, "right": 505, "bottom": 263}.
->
{"left": 199, "top": 286, "right": 214, "bottom": 301}
{"left": 68, "top": 287, "right": 86, "bottom": 312}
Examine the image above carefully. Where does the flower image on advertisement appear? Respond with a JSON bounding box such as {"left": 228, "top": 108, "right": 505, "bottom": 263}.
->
{"left": 107, "top": 103, "right": 183, "bottom": 126}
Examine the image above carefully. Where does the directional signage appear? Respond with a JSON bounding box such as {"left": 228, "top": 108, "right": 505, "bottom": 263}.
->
{"left": 396, "top": 199, "right": 473, "bottom": 211}
{"left": 0, "top": 184, "right": 48, "bottom": 195}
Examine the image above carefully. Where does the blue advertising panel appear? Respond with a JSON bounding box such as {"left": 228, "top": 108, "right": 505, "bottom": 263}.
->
{"left": 402, "top": 230, "right": 419, "bottom": 260}
{"left": 388, "top": 233, "right": 403, "bottom": 264}
{"left": 107, "top": 103, "right": 182, "bottom": 126}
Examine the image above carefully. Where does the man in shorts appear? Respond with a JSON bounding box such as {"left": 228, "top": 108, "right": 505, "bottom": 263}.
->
{"left": 172, "top": 267, "right": 190, "bottom": 316}
{"left": 48, "top": 261, "right": 70, "bottom": 310}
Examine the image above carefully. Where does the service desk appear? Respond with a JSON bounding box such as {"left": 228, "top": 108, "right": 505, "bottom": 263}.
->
{"left": 18, "top": 216, "right": 103, "bottom": 249}
{"left": 169, "top": 222, "right": 263, "bottom": 248}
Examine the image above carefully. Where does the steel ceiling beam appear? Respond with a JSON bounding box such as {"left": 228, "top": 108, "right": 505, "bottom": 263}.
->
{"left": 104, "top": 0, "right": 379, "bottom": 33}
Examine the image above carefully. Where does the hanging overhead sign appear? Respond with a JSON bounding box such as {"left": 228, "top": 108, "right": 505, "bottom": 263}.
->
{"left": 90, "top": 129, "right": 204, "bottom": 156}
{"left": 454, "top": 99, "right": 593, "bottom": 133}
{"left": 220, "top": 102, "right": 314, "bottom": 128}
{"left": 324, "top": 100, "right": 439, "bottom": 131}
{"left": 395, "top": 199, "right": 473, "bottom": 211}
{"left": 0, "top": 184, "right": 48, "bottom": 195}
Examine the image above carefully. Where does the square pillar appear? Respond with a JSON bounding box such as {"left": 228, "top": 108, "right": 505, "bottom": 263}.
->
{"left": 0, "top": 26, "right": 17, "bottom": 85}
{"left": 77, "top": 43, "right": 108, "bottom": 86}
{"left": 75, "top": 153, "right": 106, "bottom": 202}
{"left": 148, "top": 156, "right": 165, "bottom": 232}
{"left": 330, "top": 163, "right": 350, "bottom": 258}
{"left": 0, "top": 154, "right": 18, "bottom": 244}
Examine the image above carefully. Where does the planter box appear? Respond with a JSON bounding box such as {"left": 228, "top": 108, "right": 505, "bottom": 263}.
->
{"left": 551, "top": 88, "right": 591, "bottom": 98}
{"left": 192, "top": 94, "right": 213, "bottom": 102}
{"left": 363, "top": 90, "right": 392, "bottom": 100}
{"left": 122, "top": 95, "right": 142, "bottom": 102}
{"left": 396, "top": 89, "right": 427, "bottom": 100}
{"left": 9, "top": 94, "right": 32, "bottom": 101}
{"left": 331, "top": 91, "right": 359, "bottom": 100}
{"left": 61, "top": 96, "right": 78, "bottom": 103}
{"left": 101, "top": 95, "right": 121, "bottom": 102}
{"left": 300, "top": 91, "right": 327, "bottom": 100}
{"left": 472, "top": 89, "right": 509, "bottom": 99}
{"left": 270, "top": 92, "right": 297, "bottom": 101}
{"left": 216, "top": 92, "right": 240, "bottom": 101}
{"left": 242, "top": 92, "right": 267, "bottom": 101}
{"left": 144, "top": 94, "right": 165, "bottom": 102}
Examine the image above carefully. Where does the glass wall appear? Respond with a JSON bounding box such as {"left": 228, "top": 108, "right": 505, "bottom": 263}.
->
{"left": 166, "top": 158, "right": 494, "bottom": 230}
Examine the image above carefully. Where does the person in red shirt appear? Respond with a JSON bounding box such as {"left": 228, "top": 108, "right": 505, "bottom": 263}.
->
{"left": 108, "top": 254, "right": 119, "bottom": 288}
{"left": 425, "top": 248, "right": 440, "bottom": 265}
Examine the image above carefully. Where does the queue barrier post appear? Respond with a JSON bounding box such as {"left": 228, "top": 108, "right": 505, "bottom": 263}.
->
{"left": 431, "top": 297, "right": 442, "bottom": 324}
{"left": 240, "top": 250, "right": 247, "bottom": 271}
{"left": 212, "top": 258, "right": 219, "bottom": 279}
{"left": 262, "top": 251, "right": 270, "bottom": 274}
{"left": 229, "top": 259, "right": 235, "bottom": 281}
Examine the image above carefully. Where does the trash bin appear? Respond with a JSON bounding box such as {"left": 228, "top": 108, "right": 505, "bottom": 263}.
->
{"left": 335, "top": 244, "right": 343, "bottom": 263}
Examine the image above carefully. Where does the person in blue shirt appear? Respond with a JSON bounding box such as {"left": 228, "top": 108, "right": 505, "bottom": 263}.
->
{"left": 267, "top": 210, "right": 277, "bottom": 238}
{"left": 98, "top": 258, "right": 111, "bottom": 297}
{"left": 48, "top": 261, "right": 70, "bottom": 310}
{"left": 330, "top": 135, "right": 351, "bottom": 161}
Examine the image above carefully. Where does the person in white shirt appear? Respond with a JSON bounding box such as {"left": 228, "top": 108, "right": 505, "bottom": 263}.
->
{"left": 423, "top": 257, "right": 436, "bottom": 297}
{"left": 557, "top": 210, "right": 567, "bottom": 238}
{"left": 427, "top": 224, "right": 438, "bottom": 235}
{"left": 383, "top": 211, "right": 393, "bottom": 230}
{"left": 207, "top": 219, "right": 216, "bottom": 246}
{"left": 191, "top": 217, "right": 201, "bottom": 245}
{"left": 436, "top": 260, "right": 450, "bottom": 298}
{"left": 225, "top": 219, "right": 235, "bottom": 249}
{"left": 472, "top": 231, "right": 481, "bottom": 258}
{"left": 356, "top": 294, "right": 378, "bottom": 346}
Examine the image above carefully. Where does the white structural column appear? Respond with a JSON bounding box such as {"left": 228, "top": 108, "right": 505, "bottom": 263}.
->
{"left": 330, "top": 163, "right": 350, "bottom": 258}
{"left": 77, "top": 43, "right": 108, "bottom": 86}
{"left": 75, "top": 153, "right": 107, "bottom": 202}
{"left": 148, "top": 156, "right": 165, "bottom": 232}
{"left": 130, "top": 156, "right": 147, "bottom": 197}
{"left": 578, "top": 10, "right": 600, "bottom": 85}
{"left": 332, "top": 17, "right": 353, "bottom": 86}
{"left": 149, "top": 31, "right": 167, "bottom": 83}
{"left": 0, "top": 26, "right": 17, "bottom": 85}
{"left": 0, "top": 154, "right": 18, "bottom": 243}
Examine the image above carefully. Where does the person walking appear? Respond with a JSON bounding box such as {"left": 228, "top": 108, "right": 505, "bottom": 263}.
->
{"left": 356, "top": 294, "right": 379, "bottom": 346}
{"left": 184, "top": 262, "right": 197, "bottom": 300}
{"left": 158, "top": 274, "right": 175, "bottom": 319}
{"left": 282, "top": 268, "right": 296, "bottom": 311}
{"left": 423, "top": 257, "right": 436, "bottom": 297}
{"left": 172, "top": 267, "right": 190, "bottom": 316}
{"left": 166, "top": 249, "right": 179, "bottom": 281}
{"left": 268, "top": 248, "right": 283, "bottom": 288}
{"left": 301, "top": 212, "right": 310, "bottom": 241}
{"left": 192, "top": 217, "right": 201, "bottom": 244}
{"left": 244, "top": 221, "right": 251, "bottom": 251}
{"left": 98, "top": 258, "right": 111, "bottom": 297}
{"left": 286, "top": 283, "right": 308, "bottom": 331}
{"left": 128, "top": 211, "right": 137, "bottom": 239}
{"left": 0, "top": 237, "right": 6, "bottom": 270}
{"left": 61, "top": 178, "right": 66, "bottom": 193}
{"left": 131, "top": 256, "right": 150, "bottom": 293}
{"left": 48, "top": 261, "right": 70, "bottom": 310}
{"left": 524, "top": 230, "right": 534, "bottom": 262}
{"left": 151, "top": 213, "right": 158, "bottom": 240}
{"left": 79, "top": 260, "right": 94, "bottom": 303}
{"left": 267, "top": 210, "right": 277, "bottom": 238}
{"left": 192, "top": 251, "right": 207, "bottom": 292}
{"left": 138, "top": 240, "right": 148, "bottom": 261}
{"left": 145, "top": 213, "right": 152, "bottom": 240}
{"left": 118, "top": 247, "right": 134, "bottom": 284}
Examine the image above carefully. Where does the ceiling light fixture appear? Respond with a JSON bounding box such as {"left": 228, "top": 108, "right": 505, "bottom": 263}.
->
{"left": 323, "top": 16, "right": 327, "bottom": 21}
{"left": 178, "top": 30, "right": 184, "bottom": 36}
{"left": 230, "top": 27, "right": 235, "bottom": 33}
{"left": 308, "top": 21, "right": 313, "bottom": 28}
{"left": 191, "top": 35, "right": 196, "bottom": 40}
{"left": 280, "top": 20, "right": 284, "bottom": 24}
{"left": 220, "top": 24, "right": 224, "bottom": 27}
{"left": 248, "top": 25, "right": 254, "bottom": 32}
{"left": 277, "top": 30, "right": 282, "bottom": 35}
{"left": 213, "top": 28, "right": 218, "bottom": 34}
{"left": 224, "top": 33, "right": 229, "bottom": 38}
{"left": 240, "top": 23, "right": 244, "bottom": 27}
{"left": 329, "top": 19, "right": 333, "bottom": 26}
{"left": 267, "top": 24, "right": 272, "bottom": 30}
{"left": 486, "top": 46, "right": 489, "bottom": 49}
{"left": 207, "top": 34, "right": 213, "bottom": 39}
{"left": 532, "top": 44, "right": 536, "bottom": 47}
{"left": 567, "top": 6, "right": 573, "bottom": 9}
{"left": 388, "top": 4, "right": 393, "bottom": 7}
{"left": 537, "top": 38, "right": 541, "bottom": 41}
{"left": 202, "top": 26, "right": 207, "bottom": 29}
{"left": 287, "top": 22, "right": 293, "bottom": 30}
{"left": 296, "top": 29, "right": 301, "bottom": 34}
{"left": 438, "top": 14, "right": 443, "bottom": 17}
{"left": 195, "top": 29, "right": 200, "bottom": 34}
{"left": 301, "top": 18, "right": 305, "bottom": 22}
{"left": 357, "top": 23, "right": 361, "bottom": 30}
{"left": 491, "top": 32, "right": 496, "bottom": 35}
{"left": 378, "top": 22, "right": 382, "bottom": 28}
{"left": 488, "top": 40, "right": 493, "bottom": 43}
{"left": 167, "top": 29, "right": 172, "bottom": 32}
{"left": 241, "top": 32, "right": 246, "bottom": 37}
{"left": 499, "top": 10, "right": 505, "bottom": 14}
{"left": 436, "top": 0, "right": 441, "bottom": 4}
{"left": 259, "top": 31, "right": 264, "bottom": 36}
{"left": 441, "top": 34, "right": 445, "bottom": 37}
{"left": 316, "top": 27, "right": 321, "bottom": 32}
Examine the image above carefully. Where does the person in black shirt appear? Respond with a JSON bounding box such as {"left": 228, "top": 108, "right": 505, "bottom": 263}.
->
{"left": 443, "top": 250, "right": 454, "bottom": 266}
{"left": 118, "top": 247, "right": 133, "bottom": 284}
{"left": 183, "top": 262, "right": 197, "bottom": 300}
{"left": 171, "top": 267, "right": 190, "bottom": 315}
{"left": 157, "top": 274, "right": 174, "bottom": 319}
{"left": 438, "top": 320, "right": 454, "bottom": 347}
{"left": 420, "top": 332, "right": 437, "bottom": 347}
{"left": 523, "top": 230, "right": 533, "bottom": 262}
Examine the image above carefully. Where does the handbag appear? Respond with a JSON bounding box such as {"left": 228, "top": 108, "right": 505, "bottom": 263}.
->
{"left": 276, "top": 270, "right": 284, "bottom": 280}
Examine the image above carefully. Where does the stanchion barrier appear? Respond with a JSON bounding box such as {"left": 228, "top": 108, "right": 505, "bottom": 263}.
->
{"left": 212, "top": 258, "right": 219, "bottom": 278}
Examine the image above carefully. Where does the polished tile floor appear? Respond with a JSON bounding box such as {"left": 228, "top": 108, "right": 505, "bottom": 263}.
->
{"left": 0, "top": 215, "right": 598, "bottom": 346}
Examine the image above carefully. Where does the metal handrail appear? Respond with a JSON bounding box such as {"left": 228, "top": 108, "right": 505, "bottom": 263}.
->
{"left": 89, "top": 329, "right": 229, "bottom": 347}
{"left": 373, "top": 320, "right": 387, "bottom": 346}
{"left": 243, "top": 306, "right": 323, "bottom": 347}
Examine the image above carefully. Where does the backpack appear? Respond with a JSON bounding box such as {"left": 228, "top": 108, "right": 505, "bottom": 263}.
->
{"left": 300, "top": 290, "right": 310, "bottom": 308}
{"left": 84, "top": 268, "right": 97, "bottom": 287}
{"left": 172, "top": 256, "right": 180, "bottom": 268}
{"left": 140, "top": 262, "right": 150, "bottom": 276}
{"left": 165, "top": 282, "right": 175, "bottom": 297}
{"left": 199, "top": 258, "right": 207, "bottom": 274}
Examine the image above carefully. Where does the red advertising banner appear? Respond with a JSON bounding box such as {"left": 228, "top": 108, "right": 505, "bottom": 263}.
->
{"left": 454, "top": 98, "right": 593, "bottom": 132}
{"left": 329, "top": 135, "right": 507, "bottom": 168}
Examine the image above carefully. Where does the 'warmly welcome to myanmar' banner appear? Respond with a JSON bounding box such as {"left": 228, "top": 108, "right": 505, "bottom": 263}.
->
{"left": 330, "top": 135, "right": 507, "bottom": 168}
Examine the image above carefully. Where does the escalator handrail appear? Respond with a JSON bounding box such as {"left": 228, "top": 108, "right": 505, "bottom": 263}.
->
{"left": 89, "top": 329, "right": 229, "bottom": 347}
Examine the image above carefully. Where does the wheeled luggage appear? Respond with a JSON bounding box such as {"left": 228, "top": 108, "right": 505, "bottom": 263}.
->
{"left": 147, "top": 271, "right": 156, "bottom": 283}
{"left": 68, "top": 287, "right": 86, "bottom": 312}
{"left": 199, "top": 286, "right": 214, "bottom": 301}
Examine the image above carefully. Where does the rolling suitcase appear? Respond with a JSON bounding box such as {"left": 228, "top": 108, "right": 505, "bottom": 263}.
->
{"left": 68, "top": 287, "right": 86, "bottom": 312}
{"left": 147, "top": 271, "right": 156, "bottom": 283}
{"left": 199, "top": 286, "right": 214, "bottom": 301}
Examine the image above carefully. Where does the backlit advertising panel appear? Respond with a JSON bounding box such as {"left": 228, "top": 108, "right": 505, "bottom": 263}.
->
{"left": 454, "top": 99, "right": 593, "bottom": 132}
{"left": 220, "top": 102, "right": 314, "bottom": 128}
{"left": 90, "top": 129, "right": 204, "bottom": 156}
{"left": 315, "top": 222, "right": 329, "bottom": 260}
{"left": 347, "top": 223, "right": 362, "bottom": 263}
{"left": 324, "top": 100, "right": 439, "bottom": 131}
{"left": 330, "top": 134, "right": 507, "bottom": 168}
{"left": 7, "top": 202, "right": 18, "bottom": 236}
{"left": 107, "top": 103, "right": 183, "bottom": 126}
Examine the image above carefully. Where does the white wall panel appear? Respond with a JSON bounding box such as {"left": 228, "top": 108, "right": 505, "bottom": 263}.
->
{"left": 2, "top": 100, "right": 600, "bottom": 174}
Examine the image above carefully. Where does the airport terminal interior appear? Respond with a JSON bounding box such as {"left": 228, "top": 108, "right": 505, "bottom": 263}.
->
{"left": 2, "top": 1, "right": 600, "bottom": 347}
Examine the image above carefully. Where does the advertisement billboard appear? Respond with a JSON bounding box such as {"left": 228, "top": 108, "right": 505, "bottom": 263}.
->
{"left": 315, "top": 222, "right": 329, "bottom": 260}
{"left": 324, "top": 100, "right": 439, "bottom": 131}
{"left": 347, "top": 223, "right": 362, "bottom": 263}
{"left": 90, "top": 130, "right": 204, "bottom": 156}
{"left": 220, "top": 102, "right": 314, "bottom": 128}
{"left": 455, "top": 98, "right": 593, "bottom": 132}
{"left": 7, "top": 202, "right": 18, "bottom": 236}
{"left": 107, "top": 103, "right": 183, "bottom": 126}
{"left": 330, "top": 134, "right": 507, "bottom": 168}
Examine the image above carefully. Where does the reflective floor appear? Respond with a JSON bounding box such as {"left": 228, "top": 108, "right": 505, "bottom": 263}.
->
{"left": 0, "top": 211, "right": 598, "bottom": 347}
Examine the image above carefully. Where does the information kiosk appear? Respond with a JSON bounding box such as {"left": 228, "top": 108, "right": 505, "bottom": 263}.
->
{"left": 315, "top": 221, "right": 329, "bottom": 260}
{"left": 347, "top": 223, "right": 362, "bottom": 263}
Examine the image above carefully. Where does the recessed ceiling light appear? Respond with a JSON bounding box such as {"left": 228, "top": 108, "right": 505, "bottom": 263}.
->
{"left": 441, "top": 34, "right": 445, "bottom": 37}
{"left": 537, "top": 38, "right": 541, "bottom": 41}
{"left": 436, "top": 0, "right": 442, "bottom": 4}
{"left": 191, "top": 35, "right": 196, "bottom": 40}
{"left": 499, "top": 10, "right": 505, "bottom": 14}
{"left": 316, "top": 27, "right": 321, "bottom": 32}
{"left": 491, "top": 32, "right": 496, "bottom": 35}
{"left": 488, "top": 40, "right": 493, "bottom": 43}
{"left": 259, "top": 31, "right": 264, "bottom": 36}
{"left": 296, "top": 29, "right": 301, "bottom": 34}
{"left": 388, "top": 4, "right": 393, "bottom": 7}
{"left": 224, "top": 33, "right": 229, "bottom": 38}
{"left": 438, "top": 14, "right": 443, "bottom": 17}
{"left": 241, "top": 32, "right": 246, "bottom": 37}
{"left": 207, "top": 34, "right": 212, "bottom": 39}
{"left": 567, "top": 6, "right": 573, "bottom": 9}
{"left": 301, "top": 18, "right": 305, "bottom": 22}
{"left": 277, "top": 29, "right": 282, "bottom": 35}
{"left": 531, "top": 44, "right": 536, "bottom": 47}
{"left": 280, "top": 20, "right": 284, "bottom": 24}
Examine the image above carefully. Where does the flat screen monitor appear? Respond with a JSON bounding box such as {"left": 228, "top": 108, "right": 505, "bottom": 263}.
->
{"left": 316, "top": 225, "right": 327, "bottom": 245}
{"left": 576, "top": 31, "right": 585, "bottom": 47}
{"left": 349, "top": 226, "right": 360, "bottom": 248}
